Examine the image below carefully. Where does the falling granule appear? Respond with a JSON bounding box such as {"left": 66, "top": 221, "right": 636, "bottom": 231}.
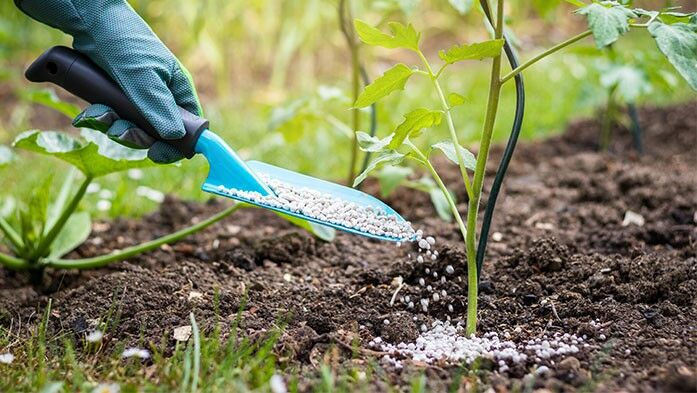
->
{"left": 217, "top": 176, "right": 416, "bottom": 240}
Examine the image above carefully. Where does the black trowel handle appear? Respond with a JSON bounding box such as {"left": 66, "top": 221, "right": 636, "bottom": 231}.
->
{"left": 25, "top": 46, "right": 208, "bottom": 159}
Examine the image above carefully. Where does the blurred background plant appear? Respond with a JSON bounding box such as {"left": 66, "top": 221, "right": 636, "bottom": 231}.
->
{"left": 1, "top": 0, "right": 694, "bottom": 220}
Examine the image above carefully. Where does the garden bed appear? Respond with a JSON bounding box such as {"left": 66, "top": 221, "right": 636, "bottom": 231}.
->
{"left": 1, "top": 102, "right": 696, "bottom": 391}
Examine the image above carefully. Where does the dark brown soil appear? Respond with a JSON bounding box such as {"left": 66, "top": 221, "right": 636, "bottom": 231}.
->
{"left": 1, "top": 102, "right": 696, "bottom": 392}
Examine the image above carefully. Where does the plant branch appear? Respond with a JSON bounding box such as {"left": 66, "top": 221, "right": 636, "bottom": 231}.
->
{"left": 30, "top": 175, "right": 92, "bottom": 261}
{"left": 0, "top": 217, "right": 24, "bottom": 251}
{"left": 44, "top": 203, "right": 241, "bottom": 269}
{"left": 407, "top": 141, "right": 467, "bottom": 240}
{"left": 500, "top": 30, "right": 592, "bottom": 84}
{"left": 415, "top": 50, "right": 474, "bottom": 200}
{"left": 0, "top": 251, "right": 30, "bottom": 270}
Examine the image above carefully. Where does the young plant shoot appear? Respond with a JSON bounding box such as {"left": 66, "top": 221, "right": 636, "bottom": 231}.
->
{"left": 353, "top": 1, "right": 697, "bottom": 335}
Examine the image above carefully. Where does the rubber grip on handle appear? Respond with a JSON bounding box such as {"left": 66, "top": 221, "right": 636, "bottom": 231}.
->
{"left": 25, "top": 46, "right": 208, "bottom": 159}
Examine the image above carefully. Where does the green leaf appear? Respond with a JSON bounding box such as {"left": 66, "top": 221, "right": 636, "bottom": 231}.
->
{"left": 658, "top": 12, "right": 696, "bottom": 25}
{"left": 564, "top": 0, "right": 587, "bottom": 8}
{"left": 599, "top": 63, "right": 652, "bottom": 102}
{"left": 354, "top": 20, "right": 420, "bottom": 51}
{"left": 375, "top": 166, "right": 413, "bottom": 197}
{"left": 447, "top": 93, "right": 466, "bottom": 108}
{"left": 13, "top": 129, "right": 156, "bottom": 178}
{"left": 648, "top": 21, "right": 697, "bottom": 90}
{"left": 576, "top": 2, "right": 637, "bottom": 48}
{"left": 438, "top": 39, "right": 505, "bottom": 64}
{"left": 389, "top": 109, "right": 443, "bottom": 149}
{"left": 49, "top": 211, "right": 91, "bottom": 258}
{"left": 448, "top": 0, "right": 474, "bottom": 15}
{"left": 353, "top": 150, "right": 405, "bottom": 187}
{"left": 19, "top": 88, "right": 81, "bottom": 119}
{"left": 429, "top": 188, "right": 453, "bottom": 222}
{"left": 356, "top": 132, "right": 394, "bottom": 152}
{"left": 274, "top": 212, "right": 336, "bottom": 242}
{"left": 354, "top": 64, "right": 414, "bottom": 108}
{"left": 431, "top": 140, "right": 477, "bottom": 170}
{"left": 405, "top": 177, "right": 455, "bottom": 222}
{"left": 0, "top": 145, "right": 14, "bottom": 167}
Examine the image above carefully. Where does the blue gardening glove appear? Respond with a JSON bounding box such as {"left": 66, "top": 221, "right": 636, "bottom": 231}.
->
{"left": 15, "top": 0, "right": 202, "bottom": 163}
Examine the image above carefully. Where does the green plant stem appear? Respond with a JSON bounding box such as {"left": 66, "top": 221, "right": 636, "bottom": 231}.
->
{"left": 0, "top": 250, "right": 30, "bottom": 270}
{"left": 30, "top": 175, "right": 92, "bottom": 261}
{"left": 339, "top": 0, "right": 361, "bottom": 186}
{"left": 416, "top": 51, "right": 474, "bottom": 200}
{"left": 500, "top": 30, "right": 592, "bottom": 84}
{"left": 44, "top": 203, "right": 241, "bottom": 269}
{"left": 464, "top": 0, "right": 504, "bottom": 336}
{"left": 407, "top": 141, "right": 467, "bottom": 240}
{"left": 0, "top": 217, "right": 24, "bottom": 251}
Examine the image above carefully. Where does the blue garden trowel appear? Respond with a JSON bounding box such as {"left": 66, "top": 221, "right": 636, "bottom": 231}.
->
{"left": 26, "top": 46, "right": 411, "bottom": 241}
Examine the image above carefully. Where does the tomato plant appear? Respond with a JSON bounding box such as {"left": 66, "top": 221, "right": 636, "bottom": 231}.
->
{"left": 352, "top": 0, "right": 696, "bottom": 335}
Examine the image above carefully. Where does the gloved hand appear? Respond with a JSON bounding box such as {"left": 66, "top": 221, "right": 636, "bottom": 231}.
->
{"left": 15, "top": 0, "right": 202, "bottom": 163}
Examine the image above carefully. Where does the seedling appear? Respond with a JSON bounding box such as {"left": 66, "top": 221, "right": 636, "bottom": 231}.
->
{"left": 0, "top": 91, "right": 337, "bottom": 281}
{"left": 352, "top": 1, "right": 696, "bottom": 335}
{"left": 0, "top": 128, "right": 242, "bottom": 280}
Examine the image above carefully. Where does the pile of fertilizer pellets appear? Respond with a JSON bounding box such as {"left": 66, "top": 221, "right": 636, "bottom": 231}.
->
{"left": 369, "top": 321, "right": 585, "bottom": 372}
{"left": 215, "top": 175, "right": 416, "bottom": 240}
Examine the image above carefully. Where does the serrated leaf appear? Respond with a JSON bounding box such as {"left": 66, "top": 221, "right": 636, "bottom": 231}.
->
{"left": 448, "top": 0, "right": 474, "bottom": 15}
{"left": 354, "top": 64, "right": 414, "bottom": 108}
{"left": 448, "top": 93, "right": 466, "bottom": 108}
{"left": 49, "top": 211, "right": 91, "bottom": 258}
{"left": 354, "top": 20, "right": 420, "bottom": 51}
{"left": 576, "top": 2, "right": 637, "bottom": 48}
{"left": 375, "top": 166, "right": 413, "bottom": 197}
{"left": 438, "top": 39, "right": 505, "bottom": 64}
{"left": 0, "top": 145, "right": 14, "bottom": 167}
{"left": 356, "top": 132, "right": 394, "bottom": 152}
{"left": 431, "top": 140, "right": 477, "bottom": 170}
{"left": 389, "top": 109, "right": 443, "bottom": 149}
{"left": 20, "top": 88, "right": 81, "bottom": 119}
{"left": 648, "top": 21, "right": 697, "bottom": 90}
{"left": 13, "top": 129, "right": 156, "bottom": 178}
{"left": 353, "top": 151, "right": 405, "bottom": 187}
{"left": 275, "top": 212, "right": 336, "bottom": 242}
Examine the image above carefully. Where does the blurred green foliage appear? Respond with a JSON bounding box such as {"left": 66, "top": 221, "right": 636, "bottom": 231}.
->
{"left": 0, "top": 0, "right": 694, "bottom": 219}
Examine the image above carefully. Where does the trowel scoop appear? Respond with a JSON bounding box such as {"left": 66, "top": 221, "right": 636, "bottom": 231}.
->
{"left": 26, "top": 46, "right": 414, "bottom": 242}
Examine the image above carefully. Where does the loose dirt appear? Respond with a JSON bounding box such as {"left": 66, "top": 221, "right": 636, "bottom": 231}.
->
{"left": 1, "top": 102, "right": 695, "bottom": 392}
